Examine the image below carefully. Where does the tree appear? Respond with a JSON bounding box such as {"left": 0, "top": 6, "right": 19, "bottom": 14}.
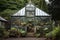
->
{"left": 48, "top": 0, "right": 60, "bottom": 20}
{"left": 0, "top": 0, "right": 28, "bottom": 20}
{"left": 32, "top": 0, "right": 48, "bottom": 12}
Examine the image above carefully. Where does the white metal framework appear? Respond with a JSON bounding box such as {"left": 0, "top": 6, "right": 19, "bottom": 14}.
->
{"left": 11, "top": 3, "right": 52, "bottom": 34}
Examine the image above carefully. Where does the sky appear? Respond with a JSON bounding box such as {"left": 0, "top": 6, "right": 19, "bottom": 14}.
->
{"left": 45, "top": 0, "right": 50, "bottom": 4}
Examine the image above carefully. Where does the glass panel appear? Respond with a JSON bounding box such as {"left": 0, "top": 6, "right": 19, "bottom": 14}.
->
{"left": 35, "top": 17, "right": 52, "bottom": 36}
{"left": 11, "top": 17, "right": 26, "bottom": 28}
{"left": 27, "top": 17, "right": 34, "bottom": 21}
{"left": 26, "top": 11, "right": 34, "bottom": 17}
{"left": 26, "top": 7, "right": 35, "bottom": 11}
{"left": 11, "top": 17, "right": 20, "bottom": 27}
{"left": 35, "top": 17, "right": 51, "bottom": 26}
{"left": 43, "top": 24, "right": 52, "bottom": 33}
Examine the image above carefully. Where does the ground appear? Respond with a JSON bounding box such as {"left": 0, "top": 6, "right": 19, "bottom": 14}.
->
{"left": 2, "top": 37, "right": 46, "bottom": 40}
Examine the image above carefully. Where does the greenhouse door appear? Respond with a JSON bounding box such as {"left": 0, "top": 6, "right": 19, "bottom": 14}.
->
{"left": 26, "top": 17, "right": 35, "bottom": 33}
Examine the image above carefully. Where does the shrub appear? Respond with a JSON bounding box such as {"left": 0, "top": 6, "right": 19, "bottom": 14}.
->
{"left": 9, "top": 27, "right": 18, "bottom": 37}
{"left": 34, "top": 33, "right": 40, "bottom": 37}
{"left": 45, "top": 27, "right": 60, "bottom": 40}
{"left": 3, "top": 31, "right": 10, "bottom": 38}
{"left": 0, "top": 26, "right": 10, "bottom": 38}
{"left": 0, "top": 27, "right": 5, "bottom": 37}
{"left": 19, "top": 29, "right": 27, "bottom": 37}
{"left": 10, "top": 27, "right": 17, "bottom": 31}
{"left": 54, "top": 27, "right": 60, "bottom": 40}
{"left": 9, "top": 27, "right": 27, "bottom": 37}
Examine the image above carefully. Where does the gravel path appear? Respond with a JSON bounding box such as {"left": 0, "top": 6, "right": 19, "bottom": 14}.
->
{"left": 3, "top": 37, "right": 46, "bottom": 40}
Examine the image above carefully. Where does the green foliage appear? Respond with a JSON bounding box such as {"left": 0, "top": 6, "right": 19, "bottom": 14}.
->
{"left": 11, "top": 27, "right": 17, "bottom": 31}
{"left": 54, "top": 27, "right": 60, "bottom": 40}
{"left": 0, "top": 27, "right": 5, "bottom": 37}
{"left": 32, "top": 0, "right": 48, "bottom": 12}
{"left": 18, "top": 28, "right": 27, "bottom": 37}
{"left": 0, "top": 0, "right": 28, "bottom": 20}
{"left": 0, "top": 26, "right": 27, "bottom": 37}
{"left": 0, "top": 26, "right": 9, "bottom": 38}
{"left": 45, "top": 27, "right": 60, "bottom": 38}
{"left": 0, "top": 9, "right": 17, "bottom": 20}
{"left": 9, "top": 27, "right": 18, "bottom": 37}
{"left": 10, "top": 27, "right": 27, "bottom": 37}
{"left": 34, "top": 33, "right": 40, "bottom": 37}
{"left": 3, "top": 31, "right": 10, "bottom": 38}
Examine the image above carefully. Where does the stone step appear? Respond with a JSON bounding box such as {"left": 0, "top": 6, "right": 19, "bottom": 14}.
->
{"left": 27, "top": 33, "right": 34, "bottom": 37}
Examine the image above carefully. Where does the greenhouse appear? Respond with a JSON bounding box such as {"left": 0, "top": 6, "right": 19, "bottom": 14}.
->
{"left": 11, "top": 2, "right": 52, "bottom": 35}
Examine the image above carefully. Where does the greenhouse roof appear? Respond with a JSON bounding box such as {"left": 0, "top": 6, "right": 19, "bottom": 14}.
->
{"left": 0, "top": 17, "right": 7, "bottom": 21}
{"left": 13, "top": 4, "right": 50, "bottom": 16}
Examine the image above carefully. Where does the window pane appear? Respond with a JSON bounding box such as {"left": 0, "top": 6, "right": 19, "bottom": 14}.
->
{"left": 26, "top": 7, "right": 35, "bottom": 11}
{"left": 26, "top": 12, "right": 34, "bottom": 17}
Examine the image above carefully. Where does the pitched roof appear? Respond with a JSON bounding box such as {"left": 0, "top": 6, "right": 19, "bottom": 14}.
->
{"left": 13, "top": 4, "right": 50, "bottom": 16}
{"left": 0, "top": 17, "right": 7, "bottom": 21}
